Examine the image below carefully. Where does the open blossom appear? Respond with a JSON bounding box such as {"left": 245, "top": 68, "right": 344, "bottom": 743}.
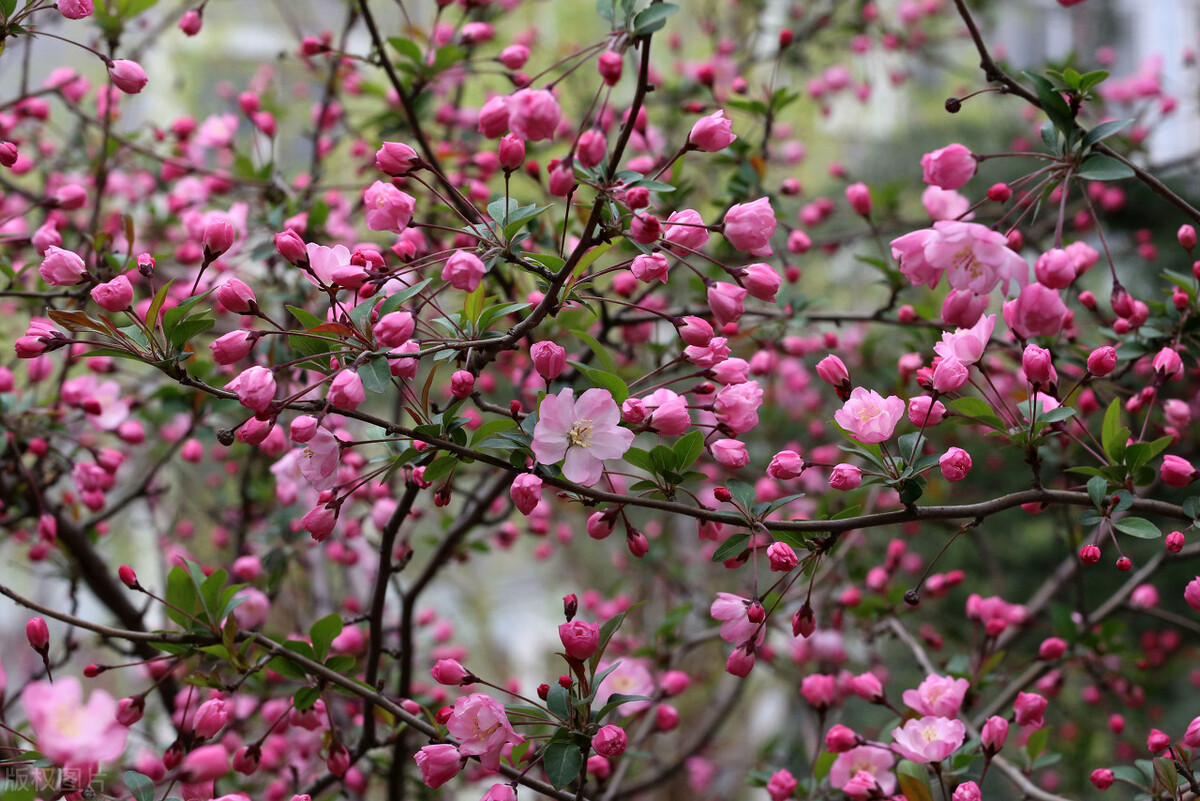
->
{"left": 934, "top": 314, "right": 994, "bottom": 365}
{"left": 298, "top": 427, "right": 339, "bottom": 491}
{"left": 829, "top": 747, "right": 896, "bottom": 797}
{"left": 595, "top": 658, "right": 655, "bottom": 714}
{"left": 445, "top": 693, "right": 524, "bottom": 771}
{"left": 926, "top": 221, "right": 1028, "bottom": 296}
{"left": 531, "top": 388, "right": 634, "bottom": 486}
{"left": 22, "top": 677, "right": 128, "bottom": 768}
{"left": 902, "top": 674, "right": 969, "bottom": 718}
{"left": 304, "top": 243, "right": 352, "bottom": 287}
{"left": 835, "top": 387, "right": 905, "bottom": 444}
{"left": 363, "top": 181, "right": 415, "bottom": 233}
{"left": 710, "top": 593, "right": 765, "bottom": 646}
{"left": 891, "top": 716, "right": 966, "bottom": 763}
{"left": 713, "top": 381, "right": 762, "bottom": 433}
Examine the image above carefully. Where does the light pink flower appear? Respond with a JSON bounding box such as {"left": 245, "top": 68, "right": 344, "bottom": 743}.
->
{"left": 22, "top": 677, "right": 128, "bottom": 768}
{"left": 414, "top": 743, "right": 463, "bottom": 788}
{"left": 891, "top": 715, "right": 966, "bottom": 763}
{"left": 631, "top": 253, "right": 670, "bottom": 283}
{"left": 925, "top": 221, "right": 1028, "bottom": 296}
{"left": 902, "top": 674, "right": 969, "bottom": 718}
{"left": 107, "top": 59, "right": 148, "bottom": 94}
{"left": 531, "top": 388, "right": 634, "bottom": 486}
{"left": 40, "top": 246, "right": 87, "bottom": 286}
{"left": 442, "top": 251, "right": 486, "bottom": 292}
{"left": 227, "top": 366, "right": 276, "bottom": 414}
{"left": 834, "top": 387, "right": 905, "bottom": 444}
{"left": 933, "top": 314, "right": 994, "bottom": 365}
{"left": 57, "top": 0, "right": 94, "bottom": 19}
{"left": 711, "top": 438, "right": 749, "bottom": 468}
{"left": 445, "top": 693, "right": 523, "bottom": 771}
{"left": 891, "top": 229, "right": 940, "bottom": 288}
{"left": 922, "top": 185, "right": 972, "bottom": 221}
{"left": 363, "top": 181, "right": 415, "bottom": 233}
{"left": 595, "top": 658, "right": 655, "bottom": 714}
{"left": 723, "top": 197, "right": 776, "bottom": 256}
{"left": 708, "top": 282, "right": 747, "bottom": 327}
{"left": 304, "top": 243, "right": 352, "bottom": 287}
{"left": 299, "top": 428, "right": 340, "bottom": 491}
{"left": 663, "top": 209, "right": 710, "bottom": 253}
{"left": 713, "top": 381, "right": 762, "bottom": 433}
{"left": 644, "top": 388, "right": 691, "bottom": 435}
{"left": 921, "top": 143, "right": 976, "bottom": 190}
{"left": 710, "top": 593, "right": 764, "bottom": 646}
{"left": 829, "top": 747, "right": 896, "bottom": 797}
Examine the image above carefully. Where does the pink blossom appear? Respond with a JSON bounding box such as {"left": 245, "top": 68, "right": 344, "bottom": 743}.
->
{"left": 768, "top": 450, "right": 804, "bottom": 479}
{"left": 442, "top": 251, "right": 487, "bottom": 292}
{"left": 299, "top": 428, "right": 340, "bottom": 491}
{"left": 1034, "top": 248, "right": 1076, "bottom": 289}
{"left": 767, "top": 542, "right": 799, "bottom": 571}
{"left": 559, "top": 620, "right": 600, "bottom": 660}
{"left": 689, "top": 110, "right": 737, "bottom": 152}
{"left": 57, "top": 0, "right": 93, "bottom": 19}
{"left": 91, "top": 274, "right": 134, "bottom": 312}
{"left": 829, "top": 747, "right": 896, "bottom": 797}
{"left": 766, "top": 769, "right": 798, "bottom": 801}
{"left": 829, "top": 463, "right": 862, "bottom": 490}
{"left": 908, "top": 395, "right": 946, "bottom": 426}
{"left": 1003, "top": 283, "right": 1068, "bottom": 339}
{"left": 742, "top": 263, "right": 782, "bottom": 302}
{"left": 21, "top": 677, "right": 128, "bottom": 768}
{"left": 1013, "top": 691, "right": 1048, "bottom": 728}
{"left": 227, "top": 366, "right": 276, "bottom": 413}
{"left": 845, "top": 182, "right": 872, "bottom": 216}
{"left": 663, "top": 209, "right": 710, "bottom": 253}
{"left": 375, "top": 141, "right": 420, "bottom": 175}
{"left": 925, "top": 221, "right": 1028, "bottom": 296}
{"left": 952, "top": 780, "right": 982, "bottom": 801}
{"left": 941, "top": 289, "right": 988, "bottom": 328}
{"left": 800, "top": 673, "right": 837, "bottom": 709}
{"left": 939, "top": 447, "right": 972, "bottom": 482}
{"left": 711, "top": 438, "right": 749, "bottom": 468}
{"left": 594, "top": 658, "right": 655, "bottom": 714}
{"left": 890, "top": 715, "right": 966, "bottom": 763}
{"left": 107, "top": 59, "right": 148, "bottom": 94}
{"left": 1185, "top": 576, "right": 1200, "bottom": 611}
{"left": 891, "top": 229, "right": 941, "bottom": 288}
{"left": 531, "top": 388, "right": 634, "bottom": 486}
{"left": 510, "top": 473, "right": 542, "bottom": 515}
{"left": 1153, "top": 347, "right": 1184, "bottom": 380}
{"left": 981, "top": 715, "right": 1009, "bottom": 752}
{"left": 445, "top": 693, "right": 523, "bottom": 771}
{"left": 713, "top": 381, "right": 762, "bottom": 433}
{"left": 934, "top": 314, "right": 994, "bottom": 365}
{"left": 901, "top": 674, "right": 969, "bottom": 718}
{"left": 922, "top": 185, "right": 972, "bottom": 221}
{"left": 414, "top": 744, "right": 463, "bottom": 788}
{"left": 364, "top": 181, "right": 416, "bottom": 233}
{"left": 921, "top": 143, "right": 976, "bottom": 190}
{"left": 931, "top": 357, "right": 969, "bottom": 393}
{"left": 506, "top": 89, "right": 561, "bottom": 141}
{"left": 40, "top": 246, "right": 87, "bottom": 286}
{"left": 708, "top": 282, "right": 748, "bottom": 327}
{"left": 304, "top": 243, "right": 352, "bottom": 287}
{"left": 677, "top": 317, "right": 714, "bottom": 346}
{"left": 710, "top": 593, "right": 764, "bottom": 646}
{"left": 722, "top": 197, "right": 776, "bottom": 256}
{"left": 631, "top": 253, "right": 670, "bottom": 283}
{"left": 1162, "top": 455, "right": 1197, "bottom": 487}
{"left": 644, "top": 388, "right": 691, "bottom": 435}
{"left": 834, "top": 387, "right": 904, "bottom": 444}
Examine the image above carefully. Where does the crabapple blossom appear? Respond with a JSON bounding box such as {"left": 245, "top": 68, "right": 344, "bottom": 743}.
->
{"left": 531, "top": 388, "right": 634, "bottom": 486}
{"left": 891, "top": 715, "right": 966, "bottom": 763}
{"left": 689, "top": 110, "right": 737, "bottom": 151}
{"left": 722, "top": 197, "right": 776, "bottom": 256}
{"left": 834, "top": 387, "right": 905, "bottom": 444}
{"left": 920, "top": 143, "right": 976, "bottom": 190}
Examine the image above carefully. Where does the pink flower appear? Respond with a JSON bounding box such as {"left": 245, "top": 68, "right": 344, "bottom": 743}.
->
{"left": 299, "top": 428, "right": 340, "bottom": 491}
{"left": 375, "top": 311, "right": 415, "bottom": 347}
{"left": 902, "top": 674, "right": 969, "bottom": 718}
{"left": 891, "top": 229, "right": 941, "bottom": 288}
{"left": 1087, "top": 345, "right": 1118, "bottom": 376}
{"left": 829, "top": 463, "right": 862, "bottom": 490}
{"left": 689, "top": 110, "right": 737, "bottom": 152}
{"left": 981, "top": 716, "right": 1009, "bottom": 752}
{"left": 1090, "top": 768, "right": 1114, "bottom": 790}
{"left": 1185, "top": 576, "right": 1200, "bottom": 611}
{"left": 834, "top": 387, "right": 905, "bottom": 444}
{"left": 708, "top": 282, "right": 747, "bottom": 326}
{"left": 594, "top": 658, "right": 655, "bottom": 714}
{"left": 644, "top": 388, "right": 691, "bottom": 435}
{"left": 925, "top": 221, "right": 1028, "bottom": 296}
{"left": 1003, "top": 283, "right": 1068, "bottom": 339}
{"left": 57, "top": 0, "right": 93, "bottom": 19}
{"left": 181, "top": 743, "right": 228, "bottom": 782}
{"left": 442, "top": 251, "right": 486, "bottom": 292}
{"left": 531, "top": 388, "right": 634, "bottom": 486}
{"left": 328, "top": 370, "right": 365, "bottom": 410}
{"left": 431, "top": 659, "right": 473, "bottom": 685}
{"left": 478, "top": 96, "right": 511, "bottom": 138}
{"left": 723, "top": 197, "right": 776, "bottom": 256}
{"left": 179, "top": 9, "right": 202, "bottom": 35}
{"left": 1013, "top": 691, "right": 1048, "bottom": 728}
{"left": 40, "top": 246, "right": 87, "bottom": 286}
{"left": 193, "top": 698, "right": 231, "bottom": 739}
{"left": 91, "top": 275, "right": 133, "bottom": 312}
{"left": 939, "top": 447, "right": 972, "bottom": 482}
{"left": 891, "top": 715, "right": 966, "bottom": 763}
{"left": 711, "top": 438, "right": 749, "bottom": 469}
{"left": 227, "top": 366, "right": 276, "bottom": 413}
{"left": 21, "top": 677, "right": 127, "bottom": 768}
{"left": 1023, "top": 344, "right": 1054, "bottom": 384}
{"left": 742, "top": 263, "right": 782, "bottom": 302}
{"left": 481, "top": 783, "right": 517, "bottom": 801}
{"left": 845, "top": 182, "right": 872, "bottom": 216}
{"left": 829, "top": 747, "right": 896, "bottom": 797}
{"left": 363, "top": 181, "right": 415, "bottom": 233}
{"left": 559, "top": 620, "right": 600, "bottom": 660}
{"left": 933, "top": 314, "right": 994, "bottom": 365}
{"left": 414, "top": 743, "right": 463, "bottom": 788}
{"left": 908, "top": 396, "right": 946, "bottom": 426}
{"left": 631, "top": 253, "right": 670, "bottom": 284}
{"left": 593, "top": 725, "right": 626, "bottom": 758}
{"left": 952, "top": 780, "right": 982, "bottom": 801}
{"left": 941, "top": 289, "right": 988, "bottom": 328}
{"left": 921, "top": 143, "right": 976, "bottom": 190}
{"left": 1034, "top": 248, "right": 1076, "bottom": 289}
{"left": 713, "top": 381, "right": 762, "bottom": 433}
{"left": 1162, "top": 455, "right": 1197, "bottom": 487}
{"left": 510, "top": 473, "right": 542, "bottom": 515}
{"left": 375, "top": 141, "right": 420, "bottom": 175}
{"left": 1153, "top": 347, "right": 1184, "bottom": 380}
{"left": 931, "top": 357, "right": 969, "bottom": 393}
{"left": 446, "top": 693, "right": 523, "bottom": 771}
{"left": 710, "top": 593, "right": 764, "bottom": 646}
{"left": 800, "top": 673, "right": 837, "bottom": 709}
{"left": 506, "top": 89, "right": 561, "bottom": 141}
{"left": 304, "top": 243, "right": 352, "bottom": 287}
{"left": 108, "top": 59, "right": 148, "bottom": 94}
{"left": 768, "top": 450, "right": 804, "bottom": 479}
{"left": 766, "top": 769, "right": 798, "bottom": 801}
{"left": 767, "top": 542, "right": 799, "bottom": 571}
{"left": 663, "top": 209, "right": 710, "bottom": 253}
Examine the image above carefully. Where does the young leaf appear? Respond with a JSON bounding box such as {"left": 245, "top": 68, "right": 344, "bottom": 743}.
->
{"left": 310, "top": 613, "right": 344, "bottom": 662}
{"left": 542, "top": 740, "right": 584, "bottom": 790}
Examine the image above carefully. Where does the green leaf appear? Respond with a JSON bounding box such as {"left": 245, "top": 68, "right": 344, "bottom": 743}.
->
{"left": 1022, "top": 71, "right": 1077, "bottom": 137}
{"left": 1183, "top": 496, "right": 1200, "bottom": 521}
{"left": 358, "top": 356, "right": 393, "bottom": 394}
{"left": 146, "top": 280, "right": 172, "bottom": 327}
{"left": 672, "top": 430, "right": 704, "bottom": 469}
{"left": 164, "top": 565, "right": 199, "bottom": 628}
{"left": 125, "top": 771, "right": 155, "bottom": 801}
{"left": 596, "top": 0, "right": 616, "bottom": 23}
{"left": 711, "top": 532, "right": 750, "bottom": 562}
{"left": 1082, "top": 118, "right": 1133, "bottom": 148}
{"left": 1153, "top": 756, "right": 1178, "bottom": 792}
{"left": 896, "top": 763, "right": 934, "bottom": 801}
{"left": 726, "top": 479, "right": 756, "bottom": 510}
{"left": 266, "top": 655, "right": 307, "bottom": 680}
{"left": 169, "top": 314, "right": 215, "bottom": 350}
{"left": 1025, "top": 727, "right": 1049, "bottom": 759}
{"left": 589, "top": 606, "right": 637, "bottom": 672}
{"left": 570, "top": 328, "right": 617, "bottom": 374}
{"left": 1125, "top": 436, "right": 1173, "bottom": 473}
{"left": 576, "top": 367, "right": 628, "bottom": 405}
{"left": 547, "top": 683, "right": 570, "bottom": 721}
{"left": 1036, "top": 406, "right": 1076, "bottom": 424}
{"left": 325, "top": 654, "right": 357, "bottom": 673}
{"left": 623, "top": 447, "right": 655, "bottom": 473}
{"left": 542, "top": 740, "right": 584, "bottom": 790}
{"left": 0, "top": 0, "right": 19, "bottom": 18}
{"left": 294, "top": 686, "right": 322, "bottom": 711}
{"left": 464, "top": 284, "right": 485, "bottom": 323}
{"left": 1101, "top": 399, "right": 1125, "bottom": 461}
{"left": 594, "top": 693, "right": 653, "bottom": 720}
{"left": 287, "top": 305, "right": 325, "bottom": 329}
{"left": 631, "top": 2, "right": 678, "bottom": 35}
{"left": 378, "top": 278, "right": 432, "bottom": 316}
{"left": 387, "top": 36, "right": 423, "bottom": 65}
{"left": 310, "top": 614, "right": 343, "bottom": 662}
{"left": 1112, "top": 517, "right": 1162, "bottom": 539}
{"left": 422, "top": 454, "right": 458, "bottom": 482}
{"left": 1075, "top": 153, "right": 1134, "bottom": 181}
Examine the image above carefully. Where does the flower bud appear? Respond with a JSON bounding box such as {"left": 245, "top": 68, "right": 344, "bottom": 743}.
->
{"left": 26, "top": 617, "right": 49, "bottom": 652}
